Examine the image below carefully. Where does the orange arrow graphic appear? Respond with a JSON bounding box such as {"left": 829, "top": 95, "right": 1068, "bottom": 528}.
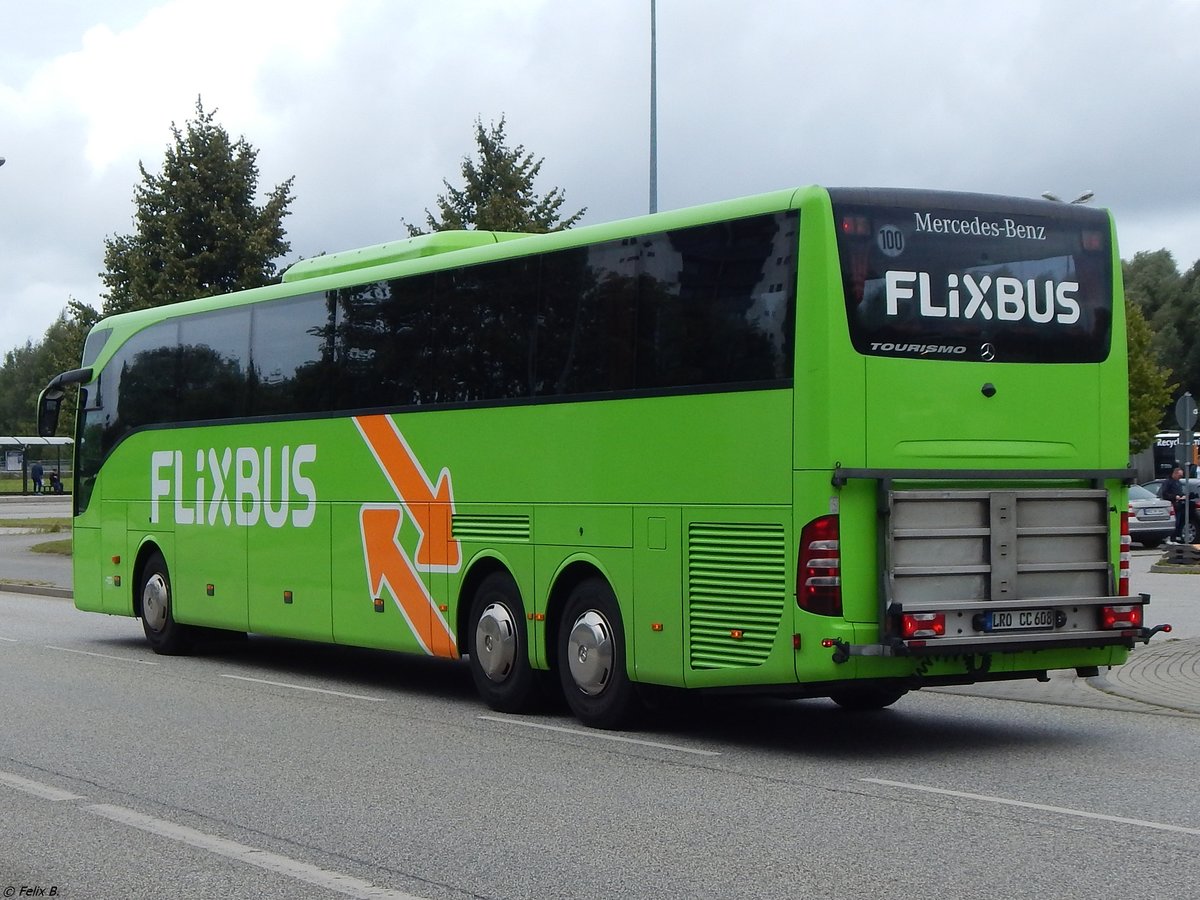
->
{"left": 360, "top": 505, "right": 456, "bottom": 658}
{"left": 354, "top": 415, "right": 459, "bottom": 570}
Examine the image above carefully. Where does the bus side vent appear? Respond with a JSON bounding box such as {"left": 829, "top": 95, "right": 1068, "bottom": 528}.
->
{"left": 451, "top": 514, "right": 532, "bottom": 543}
{"left": 687, "top": 522, "right": 787, "bottom": 670}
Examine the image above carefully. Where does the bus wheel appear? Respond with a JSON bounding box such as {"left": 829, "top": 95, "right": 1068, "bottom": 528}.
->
{"left": 829, "top": 686, "right": 907, "bottom": 711}
{"left": 139, "top": 551, "right": 192, "bottom": 655}
{"left": 467, "top": 571, "right": 537, "bottom": 713}
{"left": 557, "top": 578, "right": 638, "bottom": 729}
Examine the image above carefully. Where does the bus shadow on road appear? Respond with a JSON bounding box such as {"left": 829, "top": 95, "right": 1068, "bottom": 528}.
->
{"left": 91, "top": 630, "right": 1099, "bottom": 758}
{"left": 105, "top": 630, "right": 483, "bottom": 705}
{"left": 631, "top": 691, "right": 1098, "bottom": 760}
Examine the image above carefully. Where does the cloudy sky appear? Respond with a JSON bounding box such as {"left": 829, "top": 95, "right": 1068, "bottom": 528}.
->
{"left": 1, "top": 0, "right": 1197, "bottom": 351}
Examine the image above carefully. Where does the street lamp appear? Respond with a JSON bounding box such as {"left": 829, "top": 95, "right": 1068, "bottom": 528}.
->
{"left": 649, "top": 0, "right": 657, "bottom": 214}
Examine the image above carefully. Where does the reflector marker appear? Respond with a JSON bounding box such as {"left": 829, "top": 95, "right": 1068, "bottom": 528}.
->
{"left": 1119, "top": 512, "right": 1131, "bottom": 596}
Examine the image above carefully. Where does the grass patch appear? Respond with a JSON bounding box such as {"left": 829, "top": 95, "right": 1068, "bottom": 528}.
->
{"left": 31, "top": 538, "right": 72, "bottom": 556}
{"left": 0, "top": 480, "right": 73, "bottom": 494}
{"left": 0, "top": 518, "right": 71, "bottom": 533}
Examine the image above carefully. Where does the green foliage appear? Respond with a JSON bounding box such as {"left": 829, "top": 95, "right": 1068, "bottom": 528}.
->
{"left": 101, "top": 97, "right": 294, "bottom": 315}
{"left": 1123, "top": 249, "right": 1182, "bottom": 321}
{"left": 1123, "top": 249, "right": 1200, "bottom": 424}
{"left": 0, "top": 300, "right": 99, "bottom": 435}
{"left": 1126, "top": 298, "right": 1176, "bottom": 453}
{"left": 412, "top": 116, "right": 585, "bottom": 235}
{"left": 0, "top": 341, "right": 46, "bottom": 434}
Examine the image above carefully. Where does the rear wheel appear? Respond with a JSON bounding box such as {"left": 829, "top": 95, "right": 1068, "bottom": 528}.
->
{"left": 829, "top": 686, "right": 907, "bottom": 711}
{"left": 557, "top": 578, "right": 638, "bottom": 729}
{"left": 467, "top": 571, "right": 538, "bottom": 713}
{"left": 139, "top": 551, "right": 192, "bottom": 655}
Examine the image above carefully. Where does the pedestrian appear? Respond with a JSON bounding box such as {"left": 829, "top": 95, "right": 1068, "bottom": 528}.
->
{"left": 1160, "top": 466, "right": 1189, "bottom": 543}
{"left": 30, "top": 460, "right": 43, "bottom": 494}
{"left": 49, "top": 470, "right": 62, "bottom": 494}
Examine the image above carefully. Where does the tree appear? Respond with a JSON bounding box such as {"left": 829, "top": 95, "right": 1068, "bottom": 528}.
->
{"left": 411, "top": 116, "right": 585, "bottom": 235}
{"left": 0, "top": 300, "right": 100, "bottom": 435}
{"left": 1175, "top": 259, "right": 1200, "bottom": 402}
{"left": 0, "top": 341, "right": 46, "bottom": 434}
{"left": 1124, "top": 249, "right": 1199, "bottom": 414}
{"left": 101, "top": 98, "right": 294, "bottom": 315}
{"left": 1126, "top": 297, "right": 1176, "bottom": 453}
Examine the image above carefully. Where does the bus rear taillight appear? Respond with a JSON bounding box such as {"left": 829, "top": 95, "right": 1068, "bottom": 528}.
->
{"left": 1119, "top": 511, "right": 1131, "bottom": 597}
{"left": 900, "top": 612, "right": 946, "bottom": 639}
{"left": 1100, "top": 604, "right": 1143, "bottom": 630}
{"left": 797, "top": 515, "right": 841, "bottom": 616}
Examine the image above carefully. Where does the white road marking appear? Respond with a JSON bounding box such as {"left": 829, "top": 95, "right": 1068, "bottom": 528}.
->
{"left": 863, "top": 778, "right": 1200, "bottom": 837}
{"left": 44, "top": 645, "right": 157, "bottom": 665}
{"left": 0, "top": 770, "right": 426, "bottom": 899}
{"left": 87, "top": 805, "right": 427, "bottom": 900}
{"left": 219, "top": 673, "right": 388, "bottom": 702}
{"left": 0, "top": 635, "right": 18, "bottom": 642}
{"left": 0, "top": 770, "right": 85, "bottom": 802}
{"left": 479, "top": 714, "right": 722, "bottom": 757}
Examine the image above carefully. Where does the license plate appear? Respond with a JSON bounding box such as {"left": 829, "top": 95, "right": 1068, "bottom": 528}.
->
{"left": 1141, "top": 509, "right": 1168, "bottom": 518}
{"left": 984, "top": 608, "right": 1055, "bottom": 632}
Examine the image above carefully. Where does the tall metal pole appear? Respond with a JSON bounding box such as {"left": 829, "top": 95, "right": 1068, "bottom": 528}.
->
{"left": 649, "top": 0, "right": 658, "bottom": 214}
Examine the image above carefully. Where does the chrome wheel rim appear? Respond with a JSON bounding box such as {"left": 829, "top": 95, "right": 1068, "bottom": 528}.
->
{"left": 142, "top": 573, "right": 169, "bottom": 633}
{"left": 566, "top": 610, "right": 613, "bottom": 696}
{"left": 475, "top": 602, "right": 518, "bottom": 682}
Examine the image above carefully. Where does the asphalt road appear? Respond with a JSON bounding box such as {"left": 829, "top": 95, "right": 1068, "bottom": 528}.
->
{"left": 1, "top": 589, "right": 1198, "bottom": 899}
{"left": 1, "top": 495, "right": 1197, "bottom": 897}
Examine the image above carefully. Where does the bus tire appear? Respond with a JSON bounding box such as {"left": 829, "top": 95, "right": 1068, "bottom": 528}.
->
{"left": 829, "top": 686, "right": 907, "bottom": 711}
{"left": 139, "top": 551, "right": 192, "bottom": 655}
{"left": 467, "top": 571, "right": 538, "bottom": 713}
{"left": 557, "top": 577, "right": 638, "bottom": 729}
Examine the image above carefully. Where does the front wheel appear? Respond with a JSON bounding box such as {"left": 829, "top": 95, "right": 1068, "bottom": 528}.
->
{"left": 557, "top": 578, "right": 638, "bottom": 729}
{"left": 466, "top": 571, "right": 538, "bottom": 713}
{"left": 139, "top": 551, "right": 192, "bottom": 655}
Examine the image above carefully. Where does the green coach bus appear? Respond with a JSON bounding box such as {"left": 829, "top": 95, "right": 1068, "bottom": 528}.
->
{"left": 39, "top": 186, "right": 1162, "bottom": 728}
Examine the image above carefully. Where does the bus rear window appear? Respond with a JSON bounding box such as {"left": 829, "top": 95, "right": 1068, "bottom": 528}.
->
{"left": 832, "top": 190, "right": 1113, "bottom": 363}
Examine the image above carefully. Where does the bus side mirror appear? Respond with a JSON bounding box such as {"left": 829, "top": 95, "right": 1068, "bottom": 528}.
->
{"left": 36, "top": 367, "right": 93, "bottom": 438}
{"left": 37, "top": 391, "right": 62, "bottom": 437}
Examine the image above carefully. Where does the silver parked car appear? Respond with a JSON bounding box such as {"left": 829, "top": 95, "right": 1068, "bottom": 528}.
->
{"left": 1141, "top": 478, "right": 1200, "bottom": 544}
{"left": 1128, "top": 483, "right": 1176, "bottom": 547}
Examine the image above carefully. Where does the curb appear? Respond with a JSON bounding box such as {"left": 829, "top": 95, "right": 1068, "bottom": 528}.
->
{"left": 0, "top": 582, "right": 72, "bottom": 599}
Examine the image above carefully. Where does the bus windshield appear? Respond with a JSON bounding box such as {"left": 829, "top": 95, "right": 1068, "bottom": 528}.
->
{"left": 832, "top": 189, "right": 1113, "bottom": 364}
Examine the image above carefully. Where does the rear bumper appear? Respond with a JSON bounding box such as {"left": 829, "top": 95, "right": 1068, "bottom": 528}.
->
{"left": 832, "top": 593, "right": 1150, "bottom": 659}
